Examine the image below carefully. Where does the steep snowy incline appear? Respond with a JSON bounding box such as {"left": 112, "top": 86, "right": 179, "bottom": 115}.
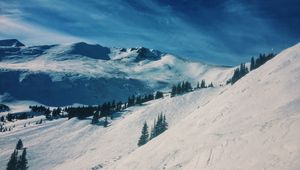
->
{"left": 0, "top": 86, "right": 224, "bottom": 170}
{"left": 109, "top": 43, "right": 300, "bottom": 170}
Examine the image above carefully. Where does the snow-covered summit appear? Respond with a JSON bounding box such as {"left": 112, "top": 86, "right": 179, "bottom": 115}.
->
{"left": 0, "top": 39, "right": 25, "bottom": 47}
{"left": 67, "top": 42, "right": 111, "bottom": 60}
{"left": 0, "top": 40, "right": 233, "bottom": 106}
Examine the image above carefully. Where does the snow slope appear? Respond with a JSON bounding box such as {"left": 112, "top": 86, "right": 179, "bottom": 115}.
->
{"left": 0, "top": 86, "right": 223, "bottom": 170}
{"left": 1, "top": 42, "right": 298, "bottom": 170}
{"left": 109, "top": 43, "right": 300, "bottom": 170}
{"left": 0, "top": 39, "right": 233, "bottom": 106}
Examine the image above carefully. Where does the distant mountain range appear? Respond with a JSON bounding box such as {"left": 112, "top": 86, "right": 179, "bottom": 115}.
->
{"left": 0, "top": 39, "right": 233, "bottom": 106}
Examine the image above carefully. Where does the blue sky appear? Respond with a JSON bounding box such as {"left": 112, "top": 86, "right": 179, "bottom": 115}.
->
{"left": 0, "top": 0, "right": 299, "bottom": 65}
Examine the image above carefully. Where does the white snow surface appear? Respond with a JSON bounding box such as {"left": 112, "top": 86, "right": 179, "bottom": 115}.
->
{"left": 109, "top": 43, "right": 300, "bottom": 170}
{"left": 0, "top": 42, "right": 299, "bottom": 170}
{"left": 0, "top": 43, "right": 233, "bottom": 87}
{"left": 0, "top": 87, "right": 222, "bottom": 170}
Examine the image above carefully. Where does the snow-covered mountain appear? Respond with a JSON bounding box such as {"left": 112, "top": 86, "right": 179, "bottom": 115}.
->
{"left": 0, "top": 39, "right": 233, "bottom": 106}
{"left": 110, "top": 42, "right": 300, "bottom": 170}
{"left": 0, "top": 42, "right": 299, "bottom": 170}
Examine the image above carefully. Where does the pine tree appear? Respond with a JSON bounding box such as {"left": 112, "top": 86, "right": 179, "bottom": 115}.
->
{"left": 181, "top": 81, "right": 186, "bottom": 92}
{"left": 1, "top": 116, "right": 5, "bottom": 122}
{"left": 116, "top": 101, "right": 122, "bottom": 111}
{"left": 171, "top": 85, "right": 177, "bottom": 97}
{"left": 17, "top": 148, "right": 28, "bottom": 170}
{"left": 200, "top": 80, "right": 206, "bottom": 88}
{"left": 6, "top": 149, "right": 18, "bottom": 170}
{"left": 184, "top": 81, "right": 192, "bottom": 92}
{"left": 176, "top": 83, "right": 182, "bottom": 94}
{"left": 138, "top": 122, "right": 149, "bottom": 146}
{"left": 16, "top": 139, "right": 23, "bottom": 150}
{"left": 196, "top": 81, "right": 200, "bottom": 89}
{"left": 150, "top": 119, "right": 156, "bottom": 139}
{"left": 136, "top": 96, "right": 142, "bottom": 105}
{"left": 148, "top": 94, "right": 154, "bottom": 101}
{"left": 150, "top": 113, "right": 168, "bottom": 140}
{"left": 155, "top": 91, "right": 163, "bottom": 99}
{"left": 45, "top": 108, "right": 51, "bottom": 119}
{"left": 231, "top": 68, "right": 240, "bottom": 84}
{"left": 162, "top": 114, "right": 168, "bottom": 132}
{"left": 155, "top": 114, "right": 162, "bottom": 135}
{"left": 250, "top": 57, "right": 255, "bottom": 71}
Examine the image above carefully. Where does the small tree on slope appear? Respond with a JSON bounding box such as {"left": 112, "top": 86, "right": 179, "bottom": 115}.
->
{"left": 6, "top": 150, "right": 18, "bottom": 170}
{"left": 16, "top": 139, "right": 23, "bottom": 150}
{"left": 138, "top": 122, "right": 149, "bottom": 146}
{"left": 17, "top": 148, "right": 28, "bottom": 170}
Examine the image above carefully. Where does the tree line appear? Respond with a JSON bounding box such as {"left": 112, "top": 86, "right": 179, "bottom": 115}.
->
{"left": 228, "top": 53, "right": 276, "bottom": 85}
{"left": 11, "top": 91, "right": 165, "bottom": 126}
{"left": 171, "top": 80, "right": 213, "bottom": 97}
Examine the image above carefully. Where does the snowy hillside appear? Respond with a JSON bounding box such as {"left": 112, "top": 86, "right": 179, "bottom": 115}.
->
{"left": 0, "top": 42, "right": 299, "bottom": 170}
{"left": 109, "top": 43, "right": 300, "bottom": 170}
{"left": 0, "top": 86, "right": 223, "bottom": 170}
{"left": 0, "top": 39, "right": 233, "bottom": 106}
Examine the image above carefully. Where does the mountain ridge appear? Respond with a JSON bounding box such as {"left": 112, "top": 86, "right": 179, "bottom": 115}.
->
{"left": 0, "top": 39, "right": 234, "bottom": 106}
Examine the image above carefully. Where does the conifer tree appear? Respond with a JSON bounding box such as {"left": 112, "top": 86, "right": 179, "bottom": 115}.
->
{"left": 155, "top": 114, "right": 163, "bottom": 135}
{"left": 149, "top": 113, "right": 168, "bottom": 140}
{"left": 230, "top": 63, "right": 249, "bottom": 85}
{"left": 200, "top": 80, "right": 206, "bottom": 88}
{"left": 162, "top": 114, "right": 168, "bottom": 132}
{"left": 171, "top": 85, "right": 177, "bottom": 97}
{"left": 250, "top": 57, "right": 255, "bottom": 71}
{"left": 148, "top": 94, "right": 154, "bottom": 101}
{"left": 16, "top": 139, "right": 23, "bottom": 150}
{"left": 6, "top": 150, "right": 18, "bottom": 170}
{"left": 176, "top": 83, "right": 182, "bottom": 94}
{"left": 150, "top": 119, "right": 156, "bottom": 139}
{"left": 136, "top": 96, "right": 142, "bottom": 105}
{"left": 181, "top": 81, "right": 186, "bottom": 92}
{"left": 17, "top": 148, "right": 28, "bottom": 170}
{"left": 196, "top": 81, "right": 200, "bottom": 89}
{"left": 155, "top": 91, "right": 163, "bottom": 99}
{"left": 1, "top": 115, "right": 5, "bottom": 122}
{"left": 45, "top": 108, "right": 51, "bottom": 119}
{"left": 138, "top": 122, "right": 149, "bottom": 146}
{"left": 116, "top": 101, "right": 122, "bottom": 111}
{"left": 184, "top": 81, "right": 192, "bottom": 92}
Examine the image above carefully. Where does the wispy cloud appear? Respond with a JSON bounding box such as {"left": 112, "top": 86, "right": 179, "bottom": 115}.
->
{"left": 0, "top": 16, "right": 84, "bottom": 45}
{"left": 0, "top": 0, "right": 299, "bottom": 65}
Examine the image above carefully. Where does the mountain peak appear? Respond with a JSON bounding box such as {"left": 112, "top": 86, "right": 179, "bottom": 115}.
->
{"left": 68, "top": 42, "right": 111, "bottom": 60}
{"left": 0, "top": 39, "right": 25, "bottom": 47}
{"left": 135, "top": 47, "right": 162, "bottom": 62}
